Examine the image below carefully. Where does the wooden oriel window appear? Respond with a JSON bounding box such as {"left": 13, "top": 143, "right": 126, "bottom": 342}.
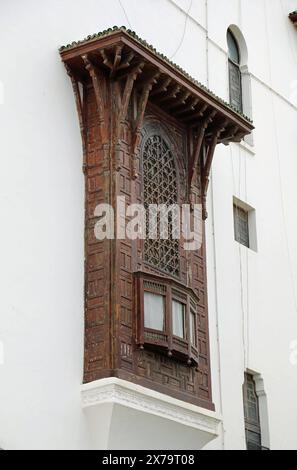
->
{"left": 136, "top": 272, "right": 199, "bottom": 366}
{"left": 60, "top": 26, "right": 253, "bottom": 408}
{"left": 228, "top": 30, "right": 243, "bottom": 113}
{"left": 243, "top": 373, "right": 263, "bottom": 450}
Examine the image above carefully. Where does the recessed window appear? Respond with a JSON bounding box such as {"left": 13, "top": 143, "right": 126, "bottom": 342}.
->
{"left": 227, "top": 27, "right": 253, "bottom": 145}
{"left": 233, "top": 198, "right": 257, "bottom": 251}
{"left": 243, "top": 374, "right": 264, "bottom": 450}
{"left": 172, "top": 300, "right": 185, "bottom": 338}
{"left": 233, "top": 204, "right": 249, "bottom": 248}
{"left": 227, "top": 29, "right": 242, "bottom": 112}
{"left": 144, "top": 292, "right": 165, "bottom": 331}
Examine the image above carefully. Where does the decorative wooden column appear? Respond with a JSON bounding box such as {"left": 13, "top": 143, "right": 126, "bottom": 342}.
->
{"left": 60, "top": 27, "right": 253, "bottom": 410}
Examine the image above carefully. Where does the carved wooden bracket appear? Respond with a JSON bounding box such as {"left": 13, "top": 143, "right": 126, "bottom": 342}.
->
{"left": 60, "top": 27, "right": 253, "bottom": 219}
{"left": 82, "top": 54, "right": 107, "bottom": 145}
{"left": 189, "top": 110, "right": 217, "bottom": 188}
{"left": 131, "top": 71, "right": 160, "bottom": 178}
{"left": 65, "top": 64, "right": 87, "bottom": 171}
{"left": 201, "top": 119, "right": 228, "bottom": 220}
{"left": 114, "top": 62, "right": 145, "bottom": 171}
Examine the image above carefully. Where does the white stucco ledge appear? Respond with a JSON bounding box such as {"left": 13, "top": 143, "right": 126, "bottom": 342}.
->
{"left": 81, "top": 378, "right": 221, "bottom": 450}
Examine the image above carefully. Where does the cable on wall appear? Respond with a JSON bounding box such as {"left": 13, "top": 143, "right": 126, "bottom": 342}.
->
{"left": 170, "top": 0, "right": 193, "bottom": 59}
{"left": 230, "top": 143, "right": 248, "bottom": 371}
{"left": 206, "top": 0, "right": 226, "bottom": 450}
{"left": 118, "top": 0, "right": 132, "bottom": 29}
{"left": 264, "top": 0, "right": 297, "bottom": 318}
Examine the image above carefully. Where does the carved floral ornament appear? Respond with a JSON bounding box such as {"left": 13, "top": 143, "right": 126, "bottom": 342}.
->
{"left": 60, "top": 26, "right": 253, "bottom": 220}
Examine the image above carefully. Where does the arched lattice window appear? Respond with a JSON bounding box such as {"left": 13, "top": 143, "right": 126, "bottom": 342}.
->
{"left": 227, "top": 29, "right": 242, "bottom": 112}
{"left": 142, "top": 134, "right": 180, "bottom": 276}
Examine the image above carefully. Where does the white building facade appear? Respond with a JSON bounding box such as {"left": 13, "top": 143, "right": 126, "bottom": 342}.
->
{"left": 0, "top": 0, "right": 297, "bottom": 450}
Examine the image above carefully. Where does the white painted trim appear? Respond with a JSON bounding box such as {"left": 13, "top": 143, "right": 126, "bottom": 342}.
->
{"left": 81, "top": 378, "right": 221, "bottom": 436}
{"left": 238, "top": 139, "right": 256, "bottom": 156}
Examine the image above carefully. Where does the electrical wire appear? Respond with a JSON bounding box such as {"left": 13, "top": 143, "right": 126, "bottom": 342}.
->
{"left": 170, "top": 0, "right": 193, "bottom": 59}
{"left": 230, "top": 143, "right": 248, "bottom": 371}
{"left": 118, "top": 0, "right": 132, "bottom": 29}
{"left": 264, "top": 0, "right": 297, "bottom": 317}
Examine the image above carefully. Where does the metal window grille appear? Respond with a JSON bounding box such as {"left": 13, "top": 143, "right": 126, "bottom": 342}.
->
{"left": 234, "top": 204, "right": 250, "bottom": 248}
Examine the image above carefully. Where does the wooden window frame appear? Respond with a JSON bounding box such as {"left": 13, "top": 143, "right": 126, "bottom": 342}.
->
{"left": 135, "top": 271, "right": 199, "bottom": 367}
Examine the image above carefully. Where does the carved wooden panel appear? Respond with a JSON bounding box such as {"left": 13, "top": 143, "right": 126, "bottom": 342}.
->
{"left": 142, "top": 133, "right": 179, "bottom": 276}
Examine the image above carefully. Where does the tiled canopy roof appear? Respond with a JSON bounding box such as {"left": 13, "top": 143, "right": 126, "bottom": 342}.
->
{"left": 60, "top": 26, "right": 252, "bottom": 124}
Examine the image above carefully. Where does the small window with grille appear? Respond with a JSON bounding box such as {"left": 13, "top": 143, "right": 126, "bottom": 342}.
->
{"left": 233, "top": 204, "right": 250, "bottom": 248}
{"left": 243, "top": 373, "right": 264, "bottom": 450}
{"left": 233, "top": 198, "right": 257, "bottom": 251}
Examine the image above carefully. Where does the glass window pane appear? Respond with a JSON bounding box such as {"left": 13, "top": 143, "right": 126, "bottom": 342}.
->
{"left": 227, "top": 30, "right": 240, "bottom": 64}
{"left": 172, "top": 300, "right": 185, "bottom": 338}
{"left": 144, "top": 292, "right": 164, "bottom": 331}
{"left": 229, "top": 61, "right": 242, "bottom": 112}
{"left": 190, "top": 311, "right": 196, "bottom": 346}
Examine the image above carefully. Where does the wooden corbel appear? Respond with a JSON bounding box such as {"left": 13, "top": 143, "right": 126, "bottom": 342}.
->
{"left": 119, "top": 62, "right": 145, "bottom": 122}
{"left": 131, "top": 71, "right": 160, "bottom": 178}
{"left": 114, "top": 62, "right": 145, "bottom": 170}
{"left": 183, "top": 103, "right": 208, "bottom": 123}
{"left": 112, "top": 45, "right": 124, "bottom": 75}
{"left": 116, "top": 51, "right": 135, "bottom": 71}
{"left": 189, "top": 110, "right": 217, "bottom": 189}
{"left": 201, "top": 119, "right": 228, "bottom": 220}
{"left": 175, "top": 98, "right": 199, "bottom": 117}
{"left": 82, "top": 54, "right": 107, "bottom": 143}
{"left": 150, "top": 77, "right": 172, "bottom": 97}
{"left": 158, "top": 84, "right": 181, "bottom": 103}
{"left": 64, "top": 64, "right": 87, "bottom": 171}
{"left": 166, "top": 91, "right": 191, "bottom": 111}
{"left": 100, "top": 49, "right": 113, "bottom": 70}
{"left": 220, "top": 125, "right": 239, "bottom": 145}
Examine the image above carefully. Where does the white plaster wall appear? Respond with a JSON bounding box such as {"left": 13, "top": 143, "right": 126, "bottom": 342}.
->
{"left": 0, "top": 0, "right": 296, "bottom": 450}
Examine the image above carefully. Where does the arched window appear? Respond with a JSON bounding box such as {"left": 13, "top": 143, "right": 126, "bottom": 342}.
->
{"left": 142, "top": 133, "right": 180, "bottom": 277}
{"left": 227, "top": 29, "right": 242, "bottom": 112}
